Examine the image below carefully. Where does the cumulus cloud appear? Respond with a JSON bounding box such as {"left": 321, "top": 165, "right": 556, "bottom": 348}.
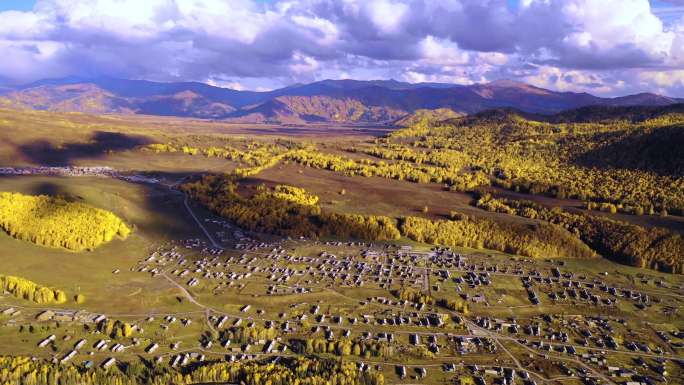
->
{"left": 0, "top": 0, "right": 682, "bottom": 96}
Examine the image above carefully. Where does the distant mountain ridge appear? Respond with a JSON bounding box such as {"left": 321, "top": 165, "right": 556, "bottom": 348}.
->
{"left": 0, "top": 77, "right": 681, "bottom": 123}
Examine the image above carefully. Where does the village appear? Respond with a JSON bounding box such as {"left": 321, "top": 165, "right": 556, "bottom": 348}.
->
{"left": 0, "top": 167, "right": 682, "bottom": 384}
{"left": 0, "top": 166, "right": 161, "bottom": 184}
{"left": 1, "top": 225, "right": 680, "bottom": 385}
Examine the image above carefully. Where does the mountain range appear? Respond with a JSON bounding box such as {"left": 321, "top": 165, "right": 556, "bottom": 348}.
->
{"left": 0, "top": 77, "right": 681, "bottom": 124}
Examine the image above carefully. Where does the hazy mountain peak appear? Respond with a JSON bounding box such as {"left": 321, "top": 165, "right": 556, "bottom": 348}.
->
{"left": 1, "top": 77, "right": 679, "bottom": 123}
{"left": 487, "top": 79, "right": 530, "bottom": 88}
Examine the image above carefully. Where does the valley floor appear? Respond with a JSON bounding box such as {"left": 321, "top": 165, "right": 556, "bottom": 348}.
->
{"left": 0, "top": 107, "right": 682, "bottom": 385}
{"left": 0, "top": 170, "right": 681, "bottom": 385}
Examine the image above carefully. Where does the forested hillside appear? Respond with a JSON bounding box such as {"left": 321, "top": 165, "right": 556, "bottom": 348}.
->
{"left": 385, "top": 105, "right": 684, "bottom": 273}
{"left": 388, "top": 105, "right": 684, "bottom": 214}
{"left": 399, "top": 214, "right": 595, "bottom": 260}
{"left": 394, "top": 108, "right": 464, "bottom": 126}
{"left": 476, "top": 195, "right": 684, "bottom": 273}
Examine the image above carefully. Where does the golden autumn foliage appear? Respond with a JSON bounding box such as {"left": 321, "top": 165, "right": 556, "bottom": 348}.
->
{"left": 144, "top": 143, "right": 178, "bottom": 153}
{"left": 220, "top": 324, "right": 278, "bottom": 344}
{"left": 399, "top": 215, "right": 595, "bottom": 260}
{"left": 437, "top": 297, "right": 470, "bottom": 314}
{"left": 267, "top": 185, "right": 319, "bottom": 206}
{"left": 0, "top": 192, "right": 131, "bottom": 251}
{"left": 0, "top": 355, "right": 385, "bottom": 385}
{"left": 475, "top": 195, "right": 684, "bottom": 273}
{"left": 360, "top": 143, "right": 470, "bottom": 169}
{"left": 394, "top": 287, "right": 434, "bottom": 305}
{"left": 145, "top": 106, "right": 683, "bottom": 212}
{"left": 181, "top": 176, "right": 400, "bottom": 241}
{"left": 389, "top": 108, "right": 684, "bottom": 214}
{"left": 0, "top": 275, "right": 66, "bottom": 304}
{"left": 285, "top": 149, "right": 489, "bottom": 190}
{"left": 97, "top": 319, "right": 135, "bottom": 339}
{"left": 234, "top": 152, "right": 290, "bottom": 177}
{"left": 147, "top": 141, "right": 490, "bottom": 191}
{"left": 302, "top": 337, "right": 393, "bottom": 358}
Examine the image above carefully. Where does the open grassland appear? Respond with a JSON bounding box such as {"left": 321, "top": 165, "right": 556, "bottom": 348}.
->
{"left": 0, "top": 175, "right": 202, "bottom": 314}
{"left": 0, "top": 108, "right": 383, "bottom": 166}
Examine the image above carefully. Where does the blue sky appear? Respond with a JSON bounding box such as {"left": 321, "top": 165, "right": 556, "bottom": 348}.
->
{"left": 7, "top": 0, "right": 678, "bottom": 17}
{"left": 650, "top": 0, "right": 684, "bottom": 25}
{"left": 0, "top": 0, "right": 683, "bottom": 96}
{"left": 0, "top": 0, "right": 36, "bottom": 12}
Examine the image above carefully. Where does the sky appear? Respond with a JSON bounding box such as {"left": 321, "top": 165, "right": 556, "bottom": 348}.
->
{"left": 0, "top": 0, "right": 683, "bottom": 96}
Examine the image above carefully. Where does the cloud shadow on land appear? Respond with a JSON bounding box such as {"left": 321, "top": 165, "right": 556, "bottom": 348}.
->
{"left": 17, "top": 131, "right": 153, "bottom": 166}
{"left": 0, "top": 170, "right": 207, "bottom": 245}
{"left": 570, "top": 124, "right": 684, "bottom": 177}
{"left": 0, "top": 175, "right": 74, "bottom": 198}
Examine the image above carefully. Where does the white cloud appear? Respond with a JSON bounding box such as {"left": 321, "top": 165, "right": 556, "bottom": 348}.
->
{"left": 291, "top": 15, "right": 339, "bottom": 46}
{"left": 523, "top": 65, "right": 616, "bottom": 94}
{"left": 560, "top": 0, "right": 672, "bottom": 58}
{"left": 419, "top": 36, "right": 469, "bottom": 65}
{"left": 0, "top": 0, "right": 681, "bottom": 96}
{"left": 477, "top": 52, "right": 508, "bottom": 66}
{"left": 289, "top": 51, "right": 319, "bottom": 75}
{"left": 640, "top": 69, "right": 684, "bottom": 87}
{"left": 0, "top": 10, "right": 51, "bottom": 39}
{"left": 366, "top": 0, "right": 409, "bottom": 35}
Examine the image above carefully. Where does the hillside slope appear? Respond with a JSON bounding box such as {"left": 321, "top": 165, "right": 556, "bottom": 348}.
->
{"left": 1, "top": 77, "right": 681, "bottom": 123}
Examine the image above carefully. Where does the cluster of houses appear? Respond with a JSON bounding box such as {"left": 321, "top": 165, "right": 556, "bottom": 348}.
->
{"left": 18, "top": 237, "right": 676, "bottom": 384}
{"left": 141, "top": 240, "right": 434, "bottom": 298}
{"left": 0, "top": 166, "right": 115, "bottom": 177}
{"left": 36, "top": 333, "right": 121, "bottom": 367}
{"left": 0, "top": 165, "right": 169, "bottom": 186}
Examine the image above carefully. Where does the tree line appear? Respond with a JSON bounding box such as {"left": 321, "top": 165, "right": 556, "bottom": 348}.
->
{"left": 0, "top": 274, "right": 66, "bottom": 304}
{"left": 180, "top": 176, "right": 400, "bottom": 241}
{"left": 475, "top": 194, "right": 684, "bottom": 273}
{"left": 394, "top": 287, "right": 434, "bottom": 305}
{"left": 219, "top": 324, "right": 278, "bottom": 345}
{"left": 399, "top": 214, "right": 595, "bottom": 261}
{"left": 146, "top": 141, "right": 490, "bottom": 192}
{"left": 181, "top": 174, "right": 680, "bottom": 273}
{"left": 297, "top": 337, "right": 393, "bottom": 359}
{"left": 179, "top": 175, "right": 609, "bottom": 265}
{"left": 0, "top": 355, "right": 385, "bottom": 385}
{"left": 97, "top": 319, "right": 136, "bottom": 339}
